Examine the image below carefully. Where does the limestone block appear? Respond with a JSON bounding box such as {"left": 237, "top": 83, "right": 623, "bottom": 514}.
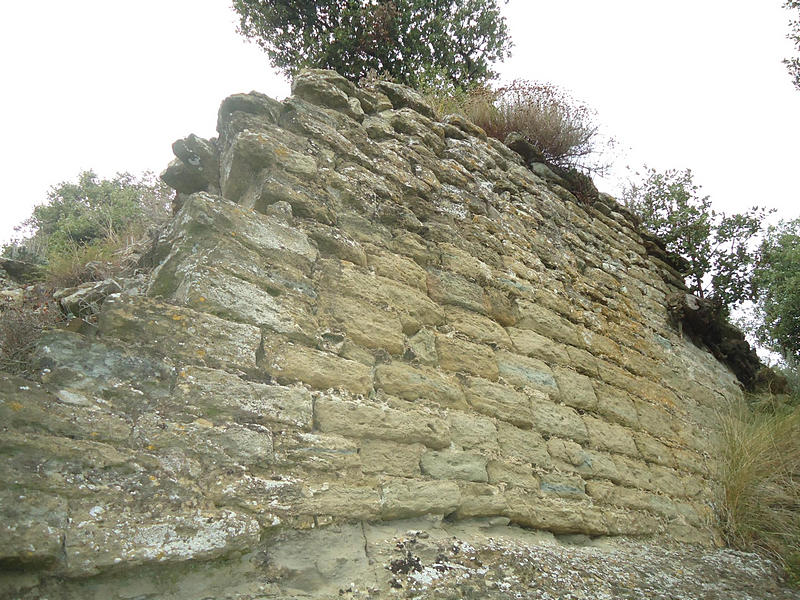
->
{"left": 65, "top": 506, "right": 261, "bottom": 576}
{"left": 496, "top": 351, "right": 559, "bottom": 396}
{"left": 583, "top": 415, "right": 639, "bottom": 457}
{"left": 445, "top": 305, "right": 512, "bottom": 348}
{"left": 546, "top": 438, "right": 622, "bottom": 483}
{"left": 380, "top": 480, "right": 461, "bottom": 520}
{"left": 98, "top": 295, "right": 262, "bottom": 372}
{"left": 496, "top": 422, "right": 552, "bottom": 468}
{"left": 516, "top": 301, "right": 584, "bottom": 348}
{"left": 530, "top": 397, "right": 589, "bottom": 444}
{"left": 631, "top": 436, "right": 673, "bottom": 472}
{"left": 314, "top": 397, "right": 450, "bottom": 449}
{"left": 275, "top": 432, "right": 361, "bottom": 473}
{"left": 464, "top": 376, "right": 534, "bottom": 429}
{"left": 317, "top": 259, "right": 444, "bottom": 332}
{"left": 539, "top": 472, "right": 587, "bottom": 499}
{"left": 648, "top": 463, "right": 687, "bottom": 497}
{"left": 427, "top": 269, "right": 487, "bottom": 315}
{"left": 306, "top": 222, "right": 368, "bottom": 266}
{"left": 633, "top": 398, "right": 677, "bottom": 440}
{"left": 292, "top": 69, "right": 364, "bottom": 122}
{"left": 172, "top": 366, "right": 313, "bottom": 430}
{"left": 672, "top": 447, "right": 710, "bottom": 477}
{"left": 435, "top": 333, "right": 498, "bottom": 380}
{"left": 566, "top": 345, "right": 600, "bottom": 377}
{"left": 507, "top": 327, "right": 571, "bottom": 365}
{"left": 449, "top": 410, "right": 499, "bottom": 454}
{"left": 317, "top": 294, "right": 404, "bottom": 355}
{"left": 374, "top": 80, "right": 436, "bottom": 119}
{"left": 552, "top": 367, "right": 598, "bottom": 411}
{"left": 374, "top": 362, "right": 466, "bottom": 410}
{"left": 453, "top": 482, "right": 510, "bottom": 519}
{"left": 504, "top": 491, "right": 609, "bottom": 535}
{"left": 421, "top": 450, "right": 489, "bottom": 482}
{"left": 260, "top": 341, "right": 373, "bottom": 395}
{"left": 486, "top": 460, "right": 539, "bottom": 490}
{"left": 594, "top": 383, "right": 641, "bottom": 429}
{"left": 298, "top": 486, "right": 381, "bottom": 521}
{"left": 359, "top": 439, "right": 425, "bottom": 477}
{"left": 483, "top": 286, "right": 519, "bottom": 326}
{"left": 0, "top": 489, "right": 67, "bottom": 569}
{"left": 406, "top": 328, "right": 438, "bottom": 366}
{"left": 367, "top": 251, "right": 428, "bottom": 291}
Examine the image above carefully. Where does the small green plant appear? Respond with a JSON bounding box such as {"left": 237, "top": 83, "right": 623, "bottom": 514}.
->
{"left": 719, "top": 400, "right": 800, "bottom": 584}
{"left": 3, "top": 170, "right": 172, "bottom": 289}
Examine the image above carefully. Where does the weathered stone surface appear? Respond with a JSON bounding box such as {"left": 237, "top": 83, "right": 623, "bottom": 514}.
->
{"left": 3, "top": 70, "right": 769, "bottom": 598}
{"left": 314, "top": 397, "right": 450, "bottom": 449}
{"left": 374, "top": 362, "right": 466, "bottom": 410}
{"left": 421, "top": 449, "right": 489, "bottom": 482}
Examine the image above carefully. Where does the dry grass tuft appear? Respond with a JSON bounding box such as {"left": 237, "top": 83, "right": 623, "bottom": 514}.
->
{"left": 0, "top": 288, "right": 66, "bottom": 376}
{"left": 719, "top": 400, "right": 800, "bottom": 584}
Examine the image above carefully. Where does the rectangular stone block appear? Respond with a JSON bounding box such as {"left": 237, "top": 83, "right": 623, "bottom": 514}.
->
{"left": 359, "top": 439, "right": 425, "bottom": 477}
{"left": 314, "top": 397, "right": 450, "bottom": 449}
{"left": 275, "top": 431, "right": 360, "bottom": 473}
{"left": 507, "top": 327, "right": 570, "bottom": 366}
{"left": 99, "top": 296, "right": 262, "bottom": 373}
{"left": 317, "top": 294, "right": 404, "bottom": 355}
{"left": 367, "top": 251, "right": 428, "bottom": 291}
{"left": 486, "top": 460, "right": 539, "bottom": 490}
{"left": 380, "top": 480, "right": 461, "bottom": 520}
{"left": 426, "top": 269, "right": 487, "bottom": 315}
{"left": 297, "top": 486, "right": 381, "bottom": 521}
{"left": 530, "top": 398, "right": 588, "bottom": 444}
{"left": 516, "top": 301, "right": 584, "bottom": 348}
{"left": 260, "top": 341, "right": 373, "bottom": 395}
{"left": 435, "top": 334, "right": 498, "bottom": 380}
{"left": 374, "top": 362, "right": 467, "bottom": 410}
{"left": 633, "top": 431, "right": 676, "bottom": 468}
{"left": 496, "top": 422, "right": 552, "bottom": 468}
{"left": 496, "top": 351, "right": 559, "bottom": 396}
{"left": 552, "top": 367, "right": 598, "bottom": 411}
{"left": 452, "top": 482, "right": 510, "bottom": 519}
{"left": 464, "top": 376, "right": 533, "bottom": 429}
{"left": 539, "top": 472, "right": 586, "bottom": 499}
{"left": 594, "top": 383, "right": 641, "bottom": 429}
{"left": 449, "top": 411, "right": 499, "bottom": 454}
{"left": 633, "top": 398, "right": 676, "bottom": 440}
{"left": 421, "top": 450, "right": 488, "bottom": 482}
{"left": 445, "top": 306, "right": 512, "bottom": 348}
{"left": 174, "top": 366, "right": 313, "bottom": 430}
{"left": 583, "top": 415, "right": 639, "bottom": 457}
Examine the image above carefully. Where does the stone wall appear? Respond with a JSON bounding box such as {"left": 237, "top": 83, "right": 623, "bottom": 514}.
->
{"left": 0, "top": 70, "right": 745, "bottom": 597}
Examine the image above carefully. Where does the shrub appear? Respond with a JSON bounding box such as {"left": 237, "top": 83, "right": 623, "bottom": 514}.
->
{"left": 423, "top": 80, "right": 608, "bottom": 172}
{"left": 4, "top": 170, "right": 172, "bottom": 289}
{"left": 0, "top": 288, "right": 65, "bottom": 376}
{"left": 719, "top": 400, "right": 800, "bottom": 584}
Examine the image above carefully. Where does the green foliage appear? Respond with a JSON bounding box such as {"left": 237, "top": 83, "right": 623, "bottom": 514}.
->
{"left": 20, "top": 171, "right": 171, "bottom": 257}
{"left": 752, "top": 219, "right": 800, "bottom": 363}
{"left": 786, "top": 0, "right": 800, "bottom": 90}
{"left": 623, "top": 167, "right": 770, "bottom": 308}
{"left": 232, "top": 0, "right": 512, "bottom": 87}
{"left": 3, "top": 170, "right": 172, "bottom": 288}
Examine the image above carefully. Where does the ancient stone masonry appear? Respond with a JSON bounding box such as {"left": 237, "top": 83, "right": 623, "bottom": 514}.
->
{"left": 0, "top": 70, "right": 754, "bottom": 598}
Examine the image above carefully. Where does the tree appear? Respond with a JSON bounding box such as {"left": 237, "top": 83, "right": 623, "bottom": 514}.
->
{"left": 786, "top": 0, "right": 800, "bottom": 90}
{"left": 622, "top": 167, "right": 770, "bottom": 308}
{"left": 752, "top": 219, "right": 800, "bottom": 363}
{"left": 232, "top": 0, "right": 512, "bottom": 88}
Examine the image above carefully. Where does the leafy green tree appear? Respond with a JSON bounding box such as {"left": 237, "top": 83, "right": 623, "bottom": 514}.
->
{"left": 623, "top": 167, "right": 770, "bottom": 308}
{"left": 232, "top": 0, "right": 512, "bottom": 87}
{"left": 19, "top": 170, "right": 171, "bottom": 257}
{"left": 752, "top": 219, "right": 800, "bottom": 362}
{"left": 786, "top": 0, "right": 800, "bottom": 90}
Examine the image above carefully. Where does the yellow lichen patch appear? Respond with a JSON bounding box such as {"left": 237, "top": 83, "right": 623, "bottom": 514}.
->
{"left": 146, "top": 444, "right": 156, "bottom": 451}
{"left": 9, "top": 401, "right": 23, "bottom": 412}
{"left": 196, "top": 348, "right": 206, "bottom": 358}
{"left": 194, "top": 418, "right": 214, "bottom": 428}
{"left": 172, "top": 314, "right": 185, "bottom": 321}
{"left": 197, "top": 296, "right": 206, "bottom": 303}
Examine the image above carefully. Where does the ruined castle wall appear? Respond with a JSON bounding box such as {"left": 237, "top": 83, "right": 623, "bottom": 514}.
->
{"left": 0, "top": 70, "right": 744, "bottom": 595}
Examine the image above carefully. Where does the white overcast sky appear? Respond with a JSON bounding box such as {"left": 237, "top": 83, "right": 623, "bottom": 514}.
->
{"left": 1, "top": 0, "right": 798, "bottom": 245}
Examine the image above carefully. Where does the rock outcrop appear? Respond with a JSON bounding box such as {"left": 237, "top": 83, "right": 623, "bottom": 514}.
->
{"left": 3, "top": 70, "right": 785, "bottom": 599}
